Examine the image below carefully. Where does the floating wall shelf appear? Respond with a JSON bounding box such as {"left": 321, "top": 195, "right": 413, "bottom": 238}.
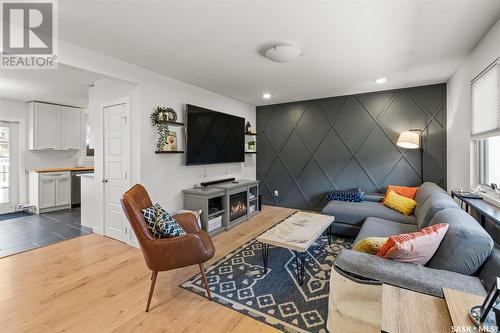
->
{"left": 155, "top": 150, "right": 184, "bottom": 154}
{"left": 164, "top": 121, "right": 184, "bottom": 126}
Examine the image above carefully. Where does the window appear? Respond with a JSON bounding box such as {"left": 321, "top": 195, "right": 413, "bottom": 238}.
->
{"left": 478, "top": 135, "right": 500, "bottom": 187}
{"left": 0, "top": 125, "right": 10, "bottom": 204}
{"left": 84, "top": 113, "right": 94, "bottom": 157}
{"left": 472, "top": 59, "right": 500, "bottom": 139}
{"left": 473, "top": 58, "right": 500, "bottom": 192}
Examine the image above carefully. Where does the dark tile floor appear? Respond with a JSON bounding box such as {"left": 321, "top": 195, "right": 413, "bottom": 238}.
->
{"left": 0, "top": 208, "right": 91, "bottom": 258}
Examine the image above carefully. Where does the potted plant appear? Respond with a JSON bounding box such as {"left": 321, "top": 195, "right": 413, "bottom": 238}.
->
{"left": 248, "top": 140, "right": 256, "bottom": 152}
{"left": 151, "top": 107, "right": 175, "bottom": 151}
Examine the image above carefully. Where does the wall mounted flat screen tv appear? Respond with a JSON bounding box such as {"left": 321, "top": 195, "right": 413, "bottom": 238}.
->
{"left": 186, "top": 104, "right": 245, "bottom": 165}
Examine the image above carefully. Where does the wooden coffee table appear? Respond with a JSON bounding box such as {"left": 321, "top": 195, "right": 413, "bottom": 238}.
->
{"left": 256, "top": 211, "right": 335, "bottom": 285}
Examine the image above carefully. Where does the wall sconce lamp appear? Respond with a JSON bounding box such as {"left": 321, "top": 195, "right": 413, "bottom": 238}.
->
{"left": 396, "top": 129, "right": 424, "bottom": 184}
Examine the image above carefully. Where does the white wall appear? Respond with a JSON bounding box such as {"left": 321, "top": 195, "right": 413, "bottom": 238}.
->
{"left": 447, "top": 18, "right": 500, "bottom": 190}
{"left": 60, "top": 40, "right": 256, "bottom": 220}
{"left": 139, "top": 80, "right": 255, "bottom": 211}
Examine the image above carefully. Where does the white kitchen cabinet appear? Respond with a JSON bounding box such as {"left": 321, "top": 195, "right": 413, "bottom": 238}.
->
{"left": 55, "top": 177, "right": 71, "bottom": 206}
{"left": 30, "top": 102, "right": 61, "bottom": 150}
{"left": 28, "top": 102, "right": 83, "bottom": 150}
{"left": 39, "top": 178, "right": 56, "bottom": 209}
{"left": 29, "top": 171, "right": 72, "bottom": 213}
{"left": 61, "top": 106, "right": 83, "bottom": 150}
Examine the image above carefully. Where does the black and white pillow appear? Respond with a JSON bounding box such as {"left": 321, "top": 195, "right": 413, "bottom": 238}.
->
{"left": 141, "top": 203, "right": 186, "bottom": 239}
{"left": 154, "top": 204, "right": 187, "bottom": 238}
{"left": 141, "top": 206, "right": 163, "bottom": 238}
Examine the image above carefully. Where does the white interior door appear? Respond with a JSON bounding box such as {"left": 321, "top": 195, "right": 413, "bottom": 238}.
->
{"left": 103, "top": 102, "right": 129, "bottom": 242}
{"left": 0, "top": 122, "right": 19, "bottom": 214}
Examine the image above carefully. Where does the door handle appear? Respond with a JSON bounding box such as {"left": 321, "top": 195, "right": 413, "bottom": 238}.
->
{"left": 101, "top": 178, "right": 108, "bottom": 183}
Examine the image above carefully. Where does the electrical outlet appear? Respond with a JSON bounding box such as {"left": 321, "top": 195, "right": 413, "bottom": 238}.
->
{"left": 274, "top": 190, "right": 279, "bottom": 197}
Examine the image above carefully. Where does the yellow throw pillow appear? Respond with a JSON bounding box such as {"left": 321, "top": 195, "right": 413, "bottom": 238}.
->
{"left": 383, "top": 190, "right": 417, "bottom": 216}
{"left": 353, "top": 237, "right": 389, "bottom": 254}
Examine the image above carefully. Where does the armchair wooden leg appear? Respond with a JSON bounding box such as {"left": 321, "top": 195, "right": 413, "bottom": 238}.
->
{"left": 146, "top": 270, "right": 158, "bottom": 312}
{"left": 199, "top": 263, "right": 212, "bottom": 300}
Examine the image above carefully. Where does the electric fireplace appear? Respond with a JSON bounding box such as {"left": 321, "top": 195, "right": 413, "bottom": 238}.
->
{"left": 229, "top": 191, "right": 247, "bottom": 221}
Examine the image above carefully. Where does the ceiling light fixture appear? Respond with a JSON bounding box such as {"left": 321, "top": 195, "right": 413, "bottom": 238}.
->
{"left": 262, "top": 93, "right": 271, "bottom": 100}
{"left": 375, "top": 77, "right": 387, "bottom": 84}
{"left": 264, "top": 44, "right": 302, "bottom": 63}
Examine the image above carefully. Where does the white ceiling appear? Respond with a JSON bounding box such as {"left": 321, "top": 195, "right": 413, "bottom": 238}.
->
{"left": 0, "top": 64, "right": 106, "bottom": 107}
{"left": 59, "top": 1, "right": 500, "bottom": 105}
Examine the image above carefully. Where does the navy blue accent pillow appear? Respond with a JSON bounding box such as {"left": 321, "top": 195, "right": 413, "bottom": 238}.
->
{"left": 141, "top": 203, "right": 186, "bottom": 238}
{"left": 325, "top": 188, "right": 364, "bottom": 202}
{"left": 154, "top": 204, "right": 187, "bottom": 238}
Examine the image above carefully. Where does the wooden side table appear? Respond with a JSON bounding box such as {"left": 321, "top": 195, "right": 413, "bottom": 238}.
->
{"left": 381, "top": 284, "right": 452, "bottom": 333}
{"left": 443, "top": 288, "right": 484, "bottom": 330}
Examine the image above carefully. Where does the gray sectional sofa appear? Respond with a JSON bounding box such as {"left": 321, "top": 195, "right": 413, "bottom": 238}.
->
{"left": 322, "top": 182, "right": 499, "bottom": 297}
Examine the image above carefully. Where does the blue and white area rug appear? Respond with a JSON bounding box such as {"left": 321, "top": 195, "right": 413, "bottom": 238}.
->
{"left": 181, "top": 232, "right": 353, "bottom": 333}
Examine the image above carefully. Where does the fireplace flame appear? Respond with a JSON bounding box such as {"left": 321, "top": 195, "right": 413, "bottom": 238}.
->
{"left": 231, "top": 201, "right": 247, "bottom": 215}
{"left": 230, "top": 192, "right": 248, "bottom": 221}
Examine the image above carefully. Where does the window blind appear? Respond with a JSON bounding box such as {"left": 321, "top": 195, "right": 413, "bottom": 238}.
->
{"left": 471, "top": 61, "right": 500, "bottom": 139}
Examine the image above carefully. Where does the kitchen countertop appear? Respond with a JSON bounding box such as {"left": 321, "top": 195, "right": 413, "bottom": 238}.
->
{"left": 31, "top": 167, "right": 94, "bottom": 173}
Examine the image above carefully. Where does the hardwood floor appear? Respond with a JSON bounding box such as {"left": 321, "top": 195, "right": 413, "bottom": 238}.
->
{"left": 0, "top": 205, "right": 295, "bottom": 333}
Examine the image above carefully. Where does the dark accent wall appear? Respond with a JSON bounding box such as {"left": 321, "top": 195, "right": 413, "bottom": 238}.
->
{"left": 256, "top": 84, "right": 446, "bottom": 211}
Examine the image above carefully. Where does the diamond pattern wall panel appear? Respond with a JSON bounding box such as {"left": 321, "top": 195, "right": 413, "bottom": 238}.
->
{"left": 334, "top": 97, "right": 374, "bottom": 151}
{"left": 257, "top": 84, "right": 446, "bottom": 210}
{"left": 296, "top": 102, "right": 330, "bottom": 152}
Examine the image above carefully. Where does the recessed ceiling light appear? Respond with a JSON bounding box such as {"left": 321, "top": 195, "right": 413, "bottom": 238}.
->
{"left": 264, "top": 45, "right": 302, "bottom": 63}
{"left": 262, "top": 93, "right": 271, "bottom": 99}
{"left": 375, "top": 77, "right": 387, "bottom": 84}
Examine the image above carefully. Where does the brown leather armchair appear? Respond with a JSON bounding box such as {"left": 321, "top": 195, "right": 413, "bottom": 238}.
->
{"left": 121, "top": 184, "right": 215, "bottom": 312}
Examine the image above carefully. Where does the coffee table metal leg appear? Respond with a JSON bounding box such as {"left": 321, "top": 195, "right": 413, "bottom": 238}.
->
{"left": 328, "top": 224, "right": 333, "bottom": 246}
{"left": 294, "top": 251, "right": 305, "bottom": 285}
{"left": 261, "top": 243, "right": 269, "bottom": 273}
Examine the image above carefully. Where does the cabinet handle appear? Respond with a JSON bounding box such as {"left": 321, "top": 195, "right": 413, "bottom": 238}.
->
{"left": 101, "top": 178, "right": 108, "bottom": 183}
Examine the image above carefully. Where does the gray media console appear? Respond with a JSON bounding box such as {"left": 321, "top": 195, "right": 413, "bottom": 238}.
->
{"left": 183, "top": 179, "right": 259, "bottom": 236}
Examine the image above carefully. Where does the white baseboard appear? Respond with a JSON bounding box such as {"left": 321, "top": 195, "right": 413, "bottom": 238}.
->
{"left": 127, "top": 239, "right": 140, "bottom": 249}
{"left": 90, "top": 226, "right": 104, "bottom": 235}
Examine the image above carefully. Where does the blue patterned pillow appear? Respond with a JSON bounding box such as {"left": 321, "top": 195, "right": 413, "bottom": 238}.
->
{"left": 154, "top": 203, "right": 186, "bottom": 238}
{"left": 326, "top": 188, "right": 364, "bottom": 202}
{"left": 141, "top": 203, "right": 186, "bottom": 238}
{"left": 141, "top": 206, "right": 163, "bottom": 238}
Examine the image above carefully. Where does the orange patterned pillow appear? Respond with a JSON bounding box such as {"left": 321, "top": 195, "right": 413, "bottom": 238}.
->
{"left": 376, "top": 223, "right": 449, "bottom": 265}
{"left": 382, "top": 185, "right": 419, "bottom": 203}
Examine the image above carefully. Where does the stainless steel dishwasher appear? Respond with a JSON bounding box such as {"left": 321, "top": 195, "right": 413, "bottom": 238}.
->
{"left": 71, "top": 170, "right": 93, "bottom": 207}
